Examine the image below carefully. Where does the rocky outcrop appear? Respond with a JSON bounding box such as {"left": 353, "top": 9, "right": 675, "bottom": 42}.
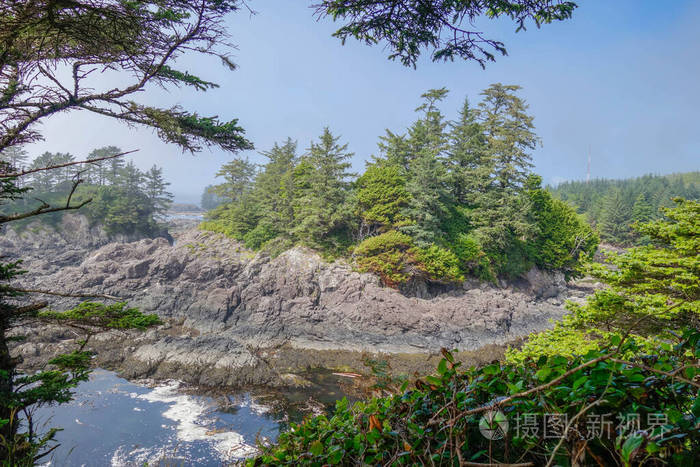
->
{"left": 6, "top": 220, "right": 591, "bottom": 387}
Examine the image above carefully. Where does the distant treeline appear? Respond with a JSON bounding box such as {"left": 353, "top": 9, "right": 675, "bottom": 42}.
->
{"left": 203, "top": 85, "right": 599, "bottom": 285}
{"left": 0, "top": 146, "right": 173, "bottom": 237}
{"left": 548, "top": 172, "right": 700, "bottom": 245}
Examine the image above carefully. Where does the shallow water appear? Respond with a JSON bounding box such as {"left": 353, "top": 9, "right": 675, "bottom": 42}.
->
{"left": 35, "top": 370, "right": 282, "bottom": 466}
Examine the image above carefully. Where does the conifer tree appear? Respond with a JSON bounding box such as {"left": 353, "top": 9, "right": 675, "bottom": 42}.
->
{"left": 446, "top": 97, "right": 488, "bottom": 206}
{"left": 86, "top": 147, "right": 122, "bottom": 186}
{"left": 470, "top": 84, "right": 538, "bottom": 250}
{"left": 478, "top": 83, "right": 537, "bottom": 192}
{"left": 0, "top": 147, "right": 29, "bottom": 171}
{"left": 354, "top": 162, "right": 409, "bottom": 239}
{"left": 255, "top": 138, "right": 298, "bottom": 234}
{"left": 144, "top": 165, "right": 173, "bottom": 217}
{"left": 599, "top": 187, "right": 632, "bottom": 244}
{"left": 292, "top": 128, "right": 354, "bottom": 247}
{"left": 27, "top": 152, "right": 60, "bottom": 190}
{"left": 400, "top": 89, "right": 453, "bottom": 246}
{"left": 119, "top": 162, "right": 144, "bottom": 196}
{"left": 210, "top": 158, "right": 257, "bottom": 203}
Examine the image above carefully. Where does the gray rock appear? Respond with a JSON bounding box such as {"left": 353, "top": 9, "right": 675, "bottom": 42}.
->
{"left": 6, "top": 218, "right": 588, "bottom": 385}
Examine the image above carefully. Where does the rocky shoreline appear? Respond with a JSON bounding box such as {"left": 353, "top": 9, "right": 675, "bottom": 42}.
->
{"left": 4, "top": 214, "right": 594, "bottom": 387}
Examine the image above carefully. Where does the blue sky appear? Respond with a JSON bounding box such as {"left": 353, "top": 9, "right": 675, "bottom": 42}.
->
{"left": 27, "top": 0, "right": 700, "bottom": 204}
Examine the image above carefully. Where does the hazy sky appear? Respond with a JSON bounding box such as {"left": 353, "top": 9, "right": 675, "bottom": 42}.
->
{"left": 25, "top": 0, "right": 700, "bottom": 204}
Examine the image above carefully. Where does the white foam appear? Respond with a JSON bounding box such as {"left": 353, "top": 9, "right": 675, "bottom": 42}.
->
{"left": 135, "top": 381, "right": 258, "bottom": 460}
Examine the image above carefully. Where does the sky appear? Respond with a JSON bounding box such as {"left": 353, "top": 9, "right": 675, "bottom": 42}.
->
{"left": 24, "top": 0, "right": 700, "bottom": 204}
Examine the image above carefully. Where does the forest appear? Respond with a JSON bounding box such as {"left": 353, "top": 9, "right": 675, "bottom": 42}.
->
{"left": 0, "top": 146, "right": 173, "bottom": 237}
{"left": 203, "top": 85, "right": 598, "bottom": 284}
{"left": 550, "top": 172, "right": 700, "bottom": 246}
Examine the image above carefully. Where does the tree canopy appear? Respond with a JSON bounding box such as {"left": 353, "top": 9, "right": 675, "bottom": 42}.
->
{"left": 315, "top": 0, "right": 578, "bottom": 67}
{"left": 203, "top": 85, "right": 598, "bottom": 285}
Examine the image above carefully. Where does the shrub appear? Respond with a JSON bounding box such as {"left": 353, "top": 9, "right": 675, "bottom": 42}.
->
{"left": 243, "top": 222, "right": 278, "bottom": 249}
{"left": 526, "top": 184, "right": 599, "bottom": 277}
{"left": 250, "top": 330, "right": 700, "bottom": 466}
{"left": 411, "top": 244, "right": 463, "bottom": 283}
{"left": 354, "top": 231, "right": 414, "bottom": 287}
{"left": 450, "top": 232, "right": 494, "bottom": 282}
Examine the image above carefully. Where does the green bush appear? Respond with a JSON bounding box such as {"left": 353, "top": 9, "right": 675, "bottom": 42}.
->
{"left": 450, "top": 232, "right": 494, "bottom": 281}
{"left": 411, "top": 244, "right": 463, "bottom": 283}
{"left": 526, "top": 185, "right": 599, "bottom": 277}
{"left": 354, "top": 231, "right": 413, "bottom": 287}
{"left": 243, "top": 222, "right": 278, "bottom": 249}
{"left": 250, "top": 330, "right": 700, "bottom": 466}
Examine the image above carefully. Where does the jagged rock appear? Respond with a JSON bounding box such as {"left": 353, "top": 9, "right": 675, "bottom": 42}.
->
{"left": 5, "top": 216, "right": 589, "bottom": 386}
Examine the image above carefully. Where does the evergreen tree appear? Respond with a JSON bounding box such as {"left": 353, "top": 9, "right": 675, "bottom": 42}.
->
{"left": 599, "top": 188, "right": 632, "bottom": 245}
{"left": 27, "top": 152, "right": 59, "bottom": 190}
{"left": 210, "top": 157, "right": 257, "bottom": 203}
{"left": 201, "top": 185, "right": 225, "bottom": 210}
{"left": 52, "top": 152, "right": 76, "bottom": 185}
{"left": 86, "top": 146, "right": 122, "bottom": 185}
{"left": 105, "top": 151, "right": 126, "bottom": 186}
{"left": 400, "top": 89, "right": 453, "bottom": 246}
{"left": 477, "top": 83, "right": 538, "bottom": 192}
{"left": 255, "top": 138, "right": 298, "bottom": 234}
{"left": 354, "top": 161, "right": 409, "bottom": 239}
{"left": 144, "top": 165, "right": 173, "bottom": 217}
{"left": 446, "top": 97, "right": 488, "bottom": 206}
{"left": 0, "top": 147, "right": 29, "bottom": 171}
{"left": 292, "top": 128, "right": 354, "bottom": 248}
{"left": 119, "top": 161, "right": 145, "bottom": 196}
{"left": 470, "top": 84, "right": 538, "bottom": 250}
{"left": 631, "top": 192, "right": 654, "bottom": 224}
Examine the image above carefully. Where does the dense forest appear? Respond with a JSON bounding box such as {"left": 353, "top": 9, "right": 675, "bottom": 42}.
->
{"left": 0, "top": 146, "right": 173, "bottom": 237}
{"left": 203, "top": 85, "right": 598, "bottom": 284}
{"left": 549, "top": 172, "right": 700, "bottom": 246}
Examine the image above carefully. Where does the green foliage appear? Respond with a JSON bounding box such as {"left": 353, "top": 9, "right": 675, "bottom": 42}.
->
{"left": 450, "top": 233, "right": 494, "bottom": 282}
{"left": 509, "top": 198, "right": 699, "bottom": 361}
{"left": 354, "top": 231, "right": 413, "bottom": 286}
{"left": 242, "top": 222, "right": 279, "bottom": 250}
{"left": 1, "top": 147, "right": 173, "bottom": 237}
{"left": 411, "top": 245, "right": 463, "bottom": 283}
{"left": 251, "top": 330, "right": 699, "bottom": 466}
{"left": 316, "top": 0, "right": 577, "bottom": 68}
{"left": 208, "top": 157, "right": 257, "bottom": 203}
{"left": 290, "top": 128, "right": 355, "bottom": 250}
{"left": 550, "top": 171, "right": 699, "bottom": 246}
{"left": 205, "top": 86, "right": 595, "bottom": 285}
{"left": 38, "top": 302, "right": 162, "bottom": 330}
{"left": 354, "top": 163, "right": 409, "bottom": 231}
{"left": 354, "top": 232, "right": 463, "bottom": 285}
{"left": 525, "top": 176, "right": 598, "bottom": 277}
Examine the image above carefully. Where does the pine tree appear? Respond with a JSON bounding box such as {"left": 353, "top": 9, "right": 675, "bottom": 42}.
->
{"left": 201, "top": 185, "right": 225, "bottom": 210}
{"left": 27, "top": 152, "right": 59, "bottom": 190}
{"left": 446, "top": 97, "right": 488, "bottom": 206}
{"left": 106, "top": 157, "right": 126, "bottom": 185}
{"left": 354, "top": 161, "right": 409, "bottom": 239}
{"left": 210, "top": 157, "right": 257, "bottom": 203}
{"left": 0, "top": 147, "right": 29, "bottom": 171}
{"left": 400, "top": 89, "right": 453, "bottom": 246}
{"left": 477, "top": 84, "right": 538, "bottom": 192}
{"left": 144, "top": 165, "right": 173, "bottom": 217}
{"left": 119, "top": 161, "right": 145, "bottom": 196}
{"left": 86, "top": 146, "right": 122, "bottom": 185}
{"left": 470, "top": 84, "right": 538, "bottom": 250}
{"left": 631, "top": 193, "right": 654, "bottom": 224}
{"left": 292, "top": 128, "right": 354, "bottom": 247}
{"left": 599, "top": 188, "right": 632, "bottom": 245}
{"left": 255, "top": 138, "right": 298, "bottom": 234}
